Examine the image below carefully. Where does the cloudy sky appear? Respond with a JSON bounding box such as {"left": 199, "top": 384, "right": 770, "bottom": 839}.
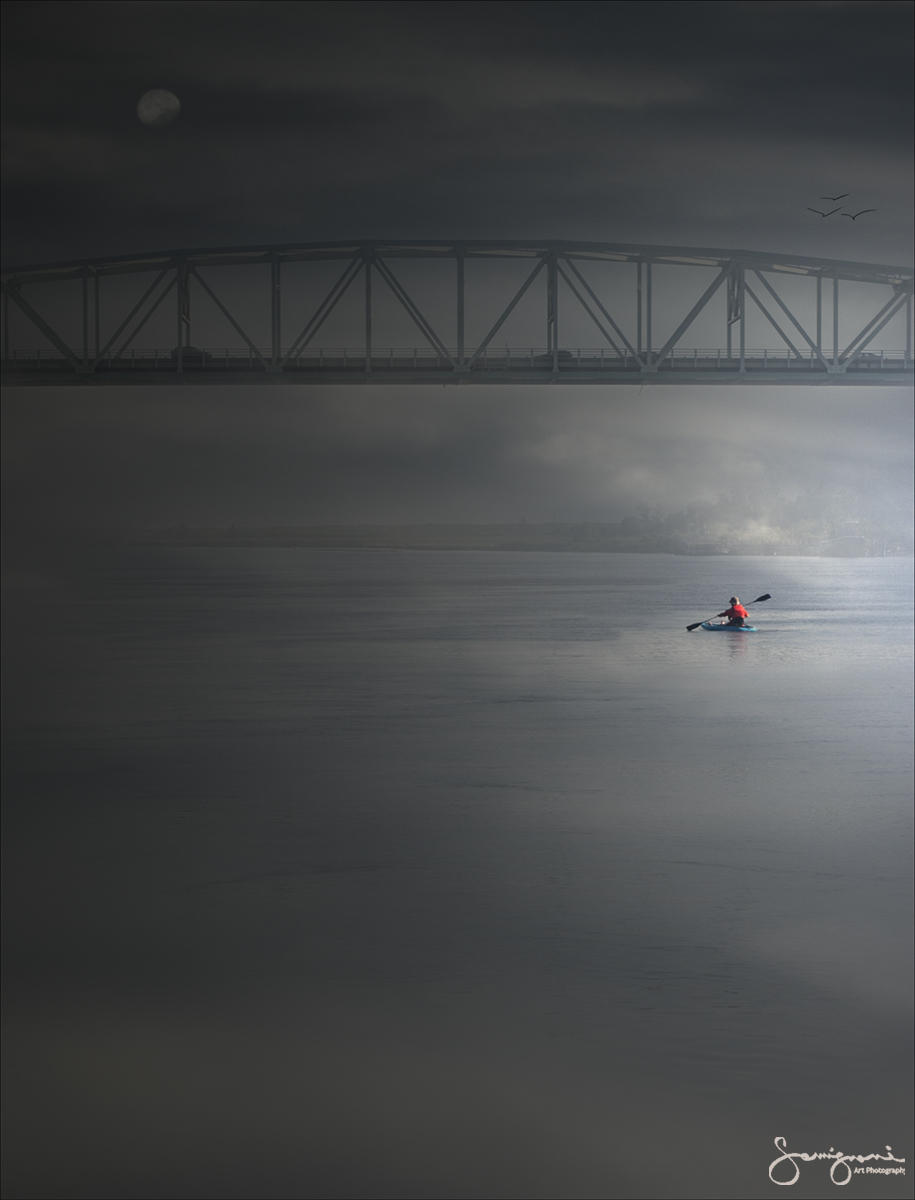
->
{"left": 2, "top": 0, "right": 913, "bottom": 264}
{"left": 2, "top": 0, "right": 913, "bottom": 538}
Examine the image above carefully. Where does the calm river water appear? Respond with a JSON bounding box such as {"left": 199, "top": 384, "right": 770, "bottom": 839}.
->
{"left": 3, "top": 549, "right": 912, "bottom": 1199}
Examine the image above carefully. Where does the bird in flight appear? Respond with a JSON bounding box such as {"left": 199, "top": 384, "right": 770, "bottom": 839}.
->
{"left": 807, "top": 207, "right": 841, "bottom": 217}
{"left": 842, "top": 209, "right": 876, "bottom": 220}
{"left": 820, "top": 193, "right": 849, "bottom": 201}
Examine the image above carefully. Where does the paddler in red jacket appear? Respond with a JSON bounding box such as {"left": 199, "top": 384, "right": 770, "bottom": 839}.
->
{"left": 717, "top": 596, "right": 749, "bottom": 626}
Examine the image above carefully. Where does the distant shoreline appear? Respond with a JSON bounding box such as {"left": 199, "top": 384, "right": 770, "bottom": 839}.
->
{"left": 119, "top": 524, "right": 911, "bottom": 558}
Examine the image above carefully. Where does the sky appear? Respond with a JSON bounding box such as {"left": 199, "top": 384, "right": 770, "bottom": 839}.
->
{"left": 2, "top": 0, "right": 913, "bottom": 266}
{"left": 1, "top": 0, "right": 913, "bottom": 540}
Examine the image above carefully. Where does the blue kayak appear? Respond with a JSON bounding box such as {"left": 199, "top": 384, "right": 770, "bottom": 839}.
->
{"left": 701, "top": 621, "right": 758, "bottom": 632}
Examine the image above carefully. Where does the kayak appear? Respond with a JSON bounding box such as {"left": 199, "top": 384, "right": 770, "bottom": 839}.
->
{"left": 696, "top": 624, "right": 754, "bottom": 633}
{"left": 701, "top": 621, "right": 758, "bottom": 632}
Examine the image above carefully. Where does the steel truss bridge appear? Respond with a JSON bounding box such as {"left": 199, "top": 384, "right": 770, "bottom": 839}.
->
{"left": 2, "top": 240, "right": 912, "bottom": 385}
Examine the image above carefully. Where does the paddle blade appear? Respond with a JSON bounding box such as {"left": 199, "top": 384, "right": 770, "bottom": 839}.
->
{"left": 686, "top": 621, "right": 705, "bottom": 631}
{"left": 751, "top": 593, "right": 771, "bottom": 604}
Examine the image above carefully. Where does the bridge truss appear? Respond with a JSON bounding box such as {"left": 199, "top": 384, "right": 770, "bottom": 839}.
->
{"left": 2, "top": 240, "right": 912, "bottom": 385}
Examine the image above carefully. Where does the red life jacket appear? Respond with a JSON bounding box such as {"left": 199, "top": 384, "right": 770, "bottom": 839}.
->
{"left": 724, "top": 603, "right": 748, "bottom": 621}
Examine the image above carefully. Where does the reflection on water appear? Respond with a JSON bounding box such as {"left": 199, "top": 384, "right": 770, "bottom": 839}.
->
{"left": 3, "top": 551, "right": 912, "bottom": 1198}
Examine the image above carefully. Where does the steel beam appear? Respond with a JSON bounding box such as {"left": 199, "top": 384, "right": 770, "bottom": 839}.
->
{"left": 840, "top": 289, "right": 911, "bottom": 364}
{"left": 465, "top": 258, "right": 546, "bottom": 368}
{"left": 456, "top": 246, "right": 465, "bottom": 368}
{"left": 176, "top": 260, "right": 190, "bottom": 371}
{"left": 364, "top": 250, "right": 372, "bottom": 374}
{"left": 5, "top": 240, "right": 911, "bottom": 288}
{"left": 650, "top": 266, "right": 728, "bottom": 369}
{"left": 372, "top": 254, "right": 453, "bottom": 365}
{"left": 636, "top": 262, "right": 643, "bottom": 356}
{"left": 752, "top": 270, "right": 828, "bottom": 369}
{"left": 547, "top": 250, "right": 558, "bottom": 368}
{"left": 96, "top": 268, "right": 173, "bottom": 363}
{"left": 191, "top": 265, "right": 268, "bottom": 367}
{"left": 82, "top": 268, "right": 89, "bottom": 366}
{"left": 558, "top": 258, "right": 638, "bottom": 360}
{"left": 271, "top": 255, "right": 281, "bottom": 369}
{"left": 94, "top": 271, "right": 100, "bottom": 361}
{"left": 5, "top": 286, "right": 81, "bottom": 368}
{"left": 283, "top": 254, "right": 362, "bottom": 363}
{"left": 743, "top": 281, "right": 804, "bottom": 361}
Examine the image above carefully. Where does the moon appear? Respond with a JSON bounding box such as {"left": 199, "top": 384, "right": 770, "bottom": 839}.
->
{"left": 137, "top": 89, "right": 181, "bottom": 128}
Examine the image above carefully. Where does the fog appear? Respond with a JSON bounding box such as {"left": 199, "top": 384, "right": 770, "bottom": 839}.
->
{"left": 3, "top": 385, "right": 912, "bottom": 555}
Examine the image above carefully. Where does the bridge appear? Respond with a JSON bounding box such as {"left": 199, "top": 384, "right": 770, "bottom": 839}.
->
{"left": 2, "top": 240, "right": 912, "bottom": 385}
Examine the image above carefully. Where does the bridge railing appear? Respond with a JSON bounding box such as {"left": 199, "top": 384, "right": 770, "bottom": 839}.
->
{"left": 2, "top": 346, "right": 911, "bottom": 372}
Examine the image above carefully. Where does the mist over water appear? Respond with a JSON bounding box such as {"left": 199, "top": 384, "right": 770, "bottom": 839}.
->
{"left": 3, "top": 387, "right": 913, "bottom": 548}
{"left": 2, "top": 548, "right": 912, "bottom": 1199}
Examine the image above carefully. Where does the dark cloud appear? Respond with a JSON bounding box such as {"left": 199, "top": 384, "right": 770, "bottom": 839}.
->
{"left": 2, "top": 0, "right": 912, "bottom": 265}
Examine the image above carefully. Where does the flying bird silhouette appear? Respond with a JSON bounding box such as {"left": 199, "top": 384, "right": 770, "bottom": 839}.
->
{"left": 842, "top": 209, "right": 876, "bottom": 220}
{"left": 807, "top": 207, "right": 841, "bottom": 218}
{"left": 820, "top": 194, "right": 849, "bottom": 201}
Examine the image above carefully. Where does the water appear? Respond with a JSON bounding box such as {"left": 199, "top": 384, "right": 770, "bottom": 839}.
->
{"left": 3, "top": 549, "right": 912, "bottom": 1199}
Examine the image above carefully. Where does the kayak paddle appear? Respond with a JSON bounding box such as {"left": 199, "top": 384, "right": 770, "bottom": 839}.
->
{"left": 686, "top": 593, "right": 771, "bottom": 632}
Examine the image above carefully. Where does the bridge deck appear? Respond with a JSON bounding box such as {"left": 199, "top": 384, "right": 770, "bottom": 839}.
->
{"left": 3, "top": 349, "right": 911, "bottom": 386}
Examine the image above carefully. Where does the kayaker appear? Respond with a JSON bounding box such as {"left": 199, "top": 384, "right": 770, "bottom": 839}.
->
{"left": 717, "top": 596, "right": 749, "bottom": 626}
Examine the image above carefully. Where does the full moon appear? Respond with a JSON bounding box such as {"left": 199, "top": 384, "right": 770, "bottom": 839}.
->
{"left": 137, "top": 89, "right": 181, "bottom": 127}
